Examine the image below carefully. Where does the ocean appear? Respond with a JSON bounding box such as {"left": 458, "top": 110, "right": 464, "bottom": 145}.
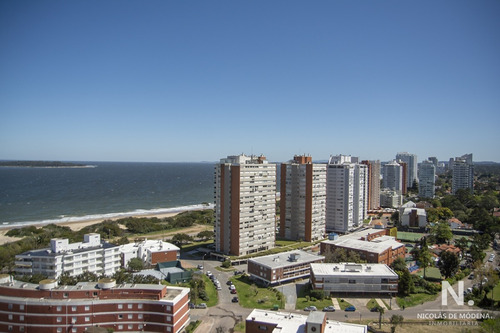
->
{"left": 0, "top": 162, "right": 215, "bottom": 228}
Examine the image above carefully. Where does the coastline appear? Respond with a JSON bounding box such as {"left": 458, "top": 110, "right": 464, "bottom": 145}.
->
{"left": 0, "top": 204, "right": 213, "bottom": 245}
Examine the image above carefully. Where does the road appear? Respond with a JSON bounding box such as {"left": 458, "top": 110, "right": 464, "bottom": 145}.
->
{"left": 183, "top": 250, "right": 500, "bottom": 332}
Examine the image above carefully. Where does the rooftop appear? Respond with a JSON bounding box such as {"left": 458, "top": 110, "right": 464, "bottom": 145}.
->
{"left": 248, "top": 250, "right": 324, "bottom": 269}
{"left": 246, "top": 309, "right": 367, "bottom": 333}
{"left": 310, "top": 263, "right": 398, "bottom": 277}
{"left": 322, "top": 237, "right": 403, "bottom": 254}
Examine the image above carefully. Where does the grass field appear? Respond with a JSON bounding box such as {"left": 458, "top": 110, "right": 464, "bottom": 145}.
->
{"left": 489, "top": 281, "right": 500, "bottom": 301}
{"left": 336, "top": 298, "right": 353, "bottom": 310}
{"left": 417, "top": 267, "right": 442, "bottom": 280}
{"left": 397, "top": 292, "right": 438, "bottom": 308}
{"left": 397, "top": 231, "right": 425, "bottom": 242}
{"left": 366, "top": 298, "right": 379, "bottom": 310}
{"left": 230, "top": 275, "right": 283, "bottom": 310}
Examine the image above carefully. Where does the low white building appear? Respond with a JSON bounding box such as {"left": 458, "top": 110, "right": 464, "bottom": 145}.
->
{"left": 119, "top": 239, "right": 180, "bottom": 267}
{"left": 310, "top": 263, "right": 398, "bottom": 295}
{"left": 246, "top": 309, "right": 367, "bottom": 333}
{"left": 15, "top": 233, "right": 121, "bottom": 279}
{"left": 380, "top": 189, "right": 403, "bottom": 208}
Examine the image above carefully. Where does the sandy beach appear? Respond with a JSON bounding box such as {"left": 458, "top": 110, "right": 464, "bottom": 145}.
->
{"left": 0, "top": 211, "right": 183, "bottom": 246}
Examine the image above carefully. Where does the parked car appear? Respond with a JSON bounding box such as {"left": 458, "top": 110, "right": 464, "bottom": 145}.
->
{"left": 206, "top": 271, "right": 211, "bottom": 276}
{"left": 188, "top": 303, "right": 195, "bottom": 309}
{"left": 345, "top": 305, "right": 356, "bottom": 312}
{"left": 229, "top": 285, "right": 236, "bottom": 291}
{"left": 468, "top": 273, "right": 475, "bottom": 279}
{"left": 196, "top": 303, "right": 207, "bottom": 309}
{"left": 230, "top": 289, "right": 237, "bottom": 294}
{"left": 370, "top": 307, "right": 380, "bottom": 312}
{"left": 197, "top": 264, "right": 203, "bottom": 270}
{"left": 232, "top": 297, "right": 239, "bottom": 303}
{"left": 322, "top": 306, "right": 335, "bottom": 312}
{"left": 304, "top": 306, "right": 317, "bottom": 312}
{"left": 226, "top": 280, "right": 233, "bottom": 285}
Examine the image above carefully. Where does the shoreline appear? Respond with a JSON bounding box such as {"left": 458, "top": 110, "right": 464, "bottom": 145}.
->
{"left": 0, "top": 205, "right": 213, "bottom": 245}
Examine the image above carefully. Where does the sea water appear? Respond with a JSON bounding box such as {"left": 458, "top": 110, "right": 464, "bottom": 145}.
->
{"left": 0, "top": 162, "right": 214, "bottom": 227}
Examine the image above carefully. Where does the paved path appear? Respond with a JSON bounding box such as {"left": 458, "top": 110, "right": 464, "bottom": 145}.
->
{"left": 331, "top": 297, "right": 340, "bottom": 310}
{"left": 375, "top": 298, "right": 387, "bottom": 310}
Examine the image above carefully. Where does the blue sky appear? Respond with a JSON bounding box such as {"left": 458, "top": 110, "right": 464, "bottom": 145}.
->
{"left": 1, "top": 1, "right": 499, "bottom": 163}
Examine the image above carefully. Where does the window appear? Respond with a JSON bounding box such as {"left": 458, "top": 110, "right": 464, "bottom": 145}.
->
{"left": 20, "top": 305, "right": 25, "bottom": 310}
{"left": 166, "top": 305, "right": 171, "bottom": 311}
{"left": 167, "top": 327, "right": 172, "bottom": 332}
{"left": 72, "top": 329, "right": 77, "bottom": 333}
{"left": 138, "top": 304, "right": 143, "bottom": 309}
{"left": 8, "top": 326, "right": 12, "bottom": 332}
{"left": 57, "top": 317, "right": 62, "bottom": 323}
{"left": 128, "top": 314, "right": 133, "bottom": 319}
{"left": 128, "top": 325, "right": 133, "bottom": 329}
{"left": 20, "top": 327, "right": 25, "bottom": 332}
{"left": 85, "top": 305, "right": 90, "bottom": 311}
{"left": 167, "top": 315, "right": 171, "bottom": 322}
{"left": 93, "top": 292, "right": 98, "bottom": 297}
{"left": 118, "top": 325, "right": 123, "bottom": 330}
{"left": 118, "top": 304, "right": 123, "bottom": 309}
{"left": 8, "top": 314, "right": 13, "bottom": 320}
{"left": 72, "top": 306, "right": 77, "bottom": 311}
{"left": 128, "top": 304, "right": 133, "bottom": 309}
{"left": 57, "top": 328, "right": 62, "bottom": 333}
{"left": 258, "top": 326, "right": 268, "bottom": 331}
{"left": 57, "top": 306, "right": 62, "bottom": 312}
{"left": 138, "top": 314, "right": 143, "bottom": 319}
{"left": 138, "top": 324, "right": 143, "bottom": 330}
{"left": 348, "top": 280, "right": 356, "bottom": 284}
{"left": 63, "top": 293, "right": 68, "bottom": 298}
{"left": 85, "top": 316, "right": 90, "bottom": 322}
{"left": 72, "top": 317, "right": 77, "bottom": 324}
{"left": 8, "top": 304, "right": 13, "bottom": 310}
{"left": 20, "top": 315, "right": 24, "bottom": 321}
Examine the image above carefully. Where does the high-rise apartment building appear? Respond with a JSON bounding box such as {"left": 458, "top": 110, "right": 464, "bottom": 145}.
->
{"left": 280, "top": 155, "right": 326, "bottom": 242}
{"left": 214, "top": 154, "right": 276, "bottom": 256}
{"left": 361, "top": 160, "right": 381, "bottom": 210}
{"left": 452, "top": 153, "right": 474, "bottom": 194}
{"left": 418, "top": 160, "right": 436, "bottom": 198}
{"left": 396, "top": 152, "right": 418, "bottom": 189}
{"left": 382, "top": 160, "right": 403, "bottom": 193}
{"left": 326, "top": 155, "right": 368, "bottom": 233}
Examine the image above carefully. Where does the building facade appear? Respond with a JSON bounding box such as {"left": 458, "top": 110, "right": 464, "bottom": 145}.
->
{"left": 247, "top": 250, "right": 324, "bottom": 286}
{"left": 452, "top": 153, "right": 474, "bottom": 194}
{"left": 119, "top": 240, "right": 180, "bottom": 268}
{"left": 15, "top": 234, "right": 121, "bottom": 279}
{"left": 361, "top": 160, "right": 381, "bottom": 210}
{"left": 382, "top": 160, "right": 403, "bottom": 193}
{"left": 0, "top": 275, "right": 190, "bottom": 333}
{"left": 396, "top": 152, "right": 418, "bottom": 189}
{"left": 418, "top": 160, "right": 436, "bottom": 199}
{"left": 280, "top": 155, "right": 327, "bottom": 242}
{"left": 326, "top": 155, "right": 368, "bottom": 233}
{"left": 214, "top": 154, "right": 276, "bottom": 256}
{"left": 379, "top": 189, "right": 403, "bottom": 208}
{"left": 310, "top": 263, "right": 398, "bottom": 295}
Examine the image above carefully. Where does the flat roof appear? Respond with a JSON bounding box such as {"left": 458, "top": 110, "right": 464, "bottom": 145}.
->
{"left": 17, "top": 242, "right": 116, "bottom": 258}
{"left": 248, "top": 250, "right": 324, "bottom": 269}
{"left": 322, "top": 236, "right": 403, "bottom": 254}
{"left": 310, "top": 263, "right": 398, "bottom": 278}
{"left": 246, "top": 309, "right": 367, "bottom": 333}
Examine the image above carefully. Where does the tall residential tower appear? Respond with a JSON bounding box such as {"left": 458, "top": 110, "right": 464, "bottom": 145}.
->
{"left": 280, "top": 155, "right": 327, "bottom": 242}
{"left": 418, "top": 160, "right": 436, "bottom": 198}
{"left": 396, "top": 152, "right": 418, "bottom": 189}
{"left": 361, "top": 160, "right": 381, "bottom": 210}
{"left": 214, "top": 154, "right": 276, "bottom": 256}
{"left": 326, "top": 155, "right": 368, "bottom": 233}
{"left": 452, "top": 153, "right": 474, "bottom": 194}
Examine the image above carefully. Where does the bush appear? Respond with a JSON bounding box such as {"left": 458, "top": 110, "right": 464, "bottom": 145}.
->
{"left": 310, "top": 290, "right": 325, "bottom": 300}
{"left": 221, "top": 260, "right": 231, "bottom": 268}
{"left": 199, "top": 290, "right": 209, "bottom": 301}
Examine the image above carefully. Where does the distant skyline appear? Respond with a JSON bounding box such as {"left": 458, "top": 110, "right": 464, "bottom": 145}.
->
{"left": 1, "top": 1, "right": 499, "bottom": 163}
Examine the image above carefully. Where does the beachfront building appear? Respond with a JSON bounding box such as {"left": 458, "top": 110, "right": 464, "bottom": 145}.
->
{"left": 310, "top": 263, "right": 398, "bottom": 296}
{"left": 120, "top": 239, "right": 180, "bottom": 268}
{"left": 418, "top": 160, "right": 436, "bottom": 199}
{"left": 214, "top": 154, "right": 276, "bottom": 256}
{"left": 320, "top": 228, "right": 405, "bottom": 266}
{"left": 0, "top": 275, "right": 190, "bottom": 333}
{"left": 280, "top": 155, "right": 327, "bottom": 242}
{"left": 15, "top": 234, "right": 121, "bottom": 279}
{"left": 326, "top": 155, "right": 368, "bottom": 234}
{"left": 452, "top": 153, "right": 474, "bottom": 194}
{"left": 247, "top": 250, "right": 324, "bottom": 286}
{"left": 246, "top": 309, "right": 367, "bottom": 333}
{"left": 396, "top": 152, "right": 418, "bottom": 189}
{"left": 361, "top": 160, "right": 381, "bottom": 210}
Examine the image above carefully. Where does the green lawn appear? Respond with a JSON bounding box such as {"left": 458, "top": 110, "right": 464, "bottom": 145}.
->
{"left": 201, "top": 274, "right": 219, "bottom": 307}
{"left": 366, "top": 299, "right": 379, "bottom": 310}
{"left": 296, "top": 296, "right": 334, "bottom": 311}
{"left": 489, "top": 281, "right": 500, "bottom": 302}
{"left": 230, "top": 275, "right": 284, "bottom": 310}
{"left": 397, "top": 292, "right": 438, "bottom": 308}
{"left": 417, "top": 267, "right": 442, "bottom": 280}
{"left": 397, "top": 231, "right": 425, "bottom": 242}
{"left": 336, "top": 298, "right": 353, "bottom": 310}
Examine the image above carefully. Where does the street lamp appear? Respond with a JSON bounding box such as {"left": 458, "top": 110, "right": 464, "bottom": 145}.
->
{"left": 202, "top": 253, "right": 207, "bottom": 273}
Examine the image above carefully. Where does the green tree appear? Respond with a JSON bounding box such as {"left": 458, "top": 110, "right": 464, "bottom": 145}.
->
{"left": 390, "top": 314, "right": 404, "bottom": 333}
{"left": 390, "top": 257, "right": 407, "bottom": 273}
{"left": 454, "top": 237, "right": 469, "bottom": 256}
{"left": 397, "top": 269, "right": 414, "bottom": 296}
{"left": 171, "top": 233, "right": 193, "bottom": 247}
{"left": 377, "top": 306, "right": 385, "bottom": 329}
{"left": 437, "top": 251, "right": 459, "bottom": 279}
{"left": 416, "top": 238, "right": 432, "bottom": 279}
{"left": 431, "top": 221, "right": 453, "bottom": 244}
{"left": 196, "top": 230, "right": 215, "bottom": 241}
{"left": 128, "top": 258, "right": 144, "bottom": 271}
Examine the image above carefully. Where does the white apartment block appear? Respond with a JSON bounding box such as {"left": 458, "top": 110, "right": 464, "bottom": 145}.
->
{"left": 326, "top": 155, "right": 368, "bottom": 234}
{"left": 382, "top": 160, "right": 403, "bottom": 193}
{"left": 396, "top": 152, "right": 418, "bottom": 189}
{"left": 215, "top": 154, "right": 276, "bottom": 256}
{"left": 120, "top": 239, "right": 180, "bottom": 267}
{"left": 452, "top": 153, "right": 474, "bottom": 194}
{"left": 310, "top": 263, "right": 398, "bottom": 295}
{"left": 380, "top": 189, "right": 403, "bottom": 208}
{"left": 418, "top": 160, "right": 436, "bottom": 198}
{"left": 15, "top": 234, "right": 121, "bottom": 279}
{"left": 280, "top": 155, "right": 326, "bottom": 242}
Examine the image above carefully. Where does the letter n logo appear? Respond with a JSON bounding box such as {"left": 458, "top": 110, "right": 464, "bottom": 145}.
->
{"left": 442, "top": 281, "right": 464, "bottom": 306}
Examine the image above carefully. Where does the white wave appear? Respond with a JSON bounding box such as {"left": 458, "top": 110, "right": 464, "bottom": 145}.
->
{"left": 0, "top": 203, "right": 214, "bottom": 229}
